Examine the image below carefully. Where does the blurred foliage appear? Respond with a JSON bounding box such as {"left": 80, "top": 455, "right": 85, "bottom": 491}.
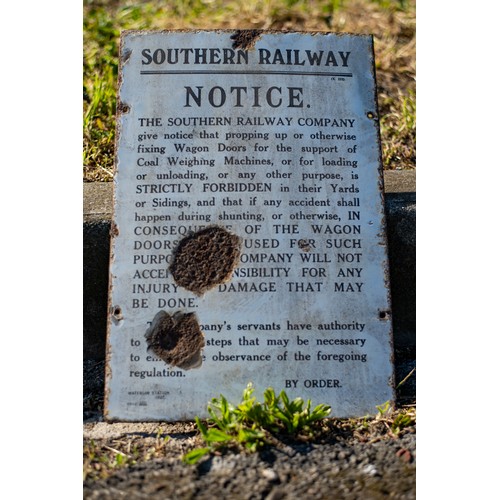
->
{"left": 83, "top": 0, "right": 415, "bottom": 181}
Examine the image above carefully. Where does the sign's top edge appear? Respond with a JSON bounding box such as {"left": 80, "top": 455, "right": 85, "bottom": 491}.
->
{"left": 120, "top": 29, "right": 373, "bottom": 38}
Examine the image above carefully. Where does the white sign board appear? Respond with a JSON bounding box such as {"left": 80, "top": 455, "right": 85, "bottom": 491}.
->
{"left": 105, "top": 30, "right": 394, "bottom": 420}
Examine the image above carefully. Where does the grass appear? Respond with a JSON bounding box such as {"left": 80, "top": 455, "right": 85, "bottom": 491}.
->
{"left": 83, "top": 0, "right": 416, "bottom": 181}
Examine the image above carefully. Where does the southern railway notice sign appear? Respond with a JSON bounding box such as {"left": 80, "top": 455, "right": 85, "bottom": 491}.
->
{"left": 105, "top": 30, "right": 394, "bottom": 421}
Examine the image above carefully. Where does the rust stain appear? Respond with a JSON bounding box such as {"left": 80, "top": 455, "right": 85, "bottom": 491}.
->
{"left": 231, "top": 30, "right": 262, "bottom": 50}
{"left": 298, "top": 239, "right": 312, "bottom": 252}
{"left": 103, "top": 315, "right": 114, "bottom": 421}
{"left": 117, "top": 101, "right": 130, "bottom": 114}
{"left": 110, "top": 221, "right": 119, "bottom": 238}
{"left": 169, "top": 226, "right": 241, "bottom": 295}
{"left": 145, "top": 310, "right": 205, "bottom": 370}
{"left": 121, "top": 48, "right": 132, "bottom": 64}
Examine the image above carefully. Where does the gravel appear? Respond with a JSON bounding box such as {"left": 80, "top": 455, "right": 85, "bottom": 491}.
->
{"left": 83, "top": 429, "right": 415, "bottom": 499}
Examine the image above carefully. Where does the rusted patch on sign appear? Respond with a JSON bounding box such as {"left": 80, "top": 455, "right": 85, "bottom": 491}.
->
{"left": 121, "top": 48, "right": 132, "bottom": 64}
{"left": 117, "top": 101, "right": 130, "bottom": 114}
{"left": 231, "top": 30, "right": 262, "bottom": 50}
{"left": 145, "top": 310, "right": 205, "bottom": 370}
{"left": 169, "top": 226, "right": 241, "bottom": 295}
{"left": 110, "top": 222, "right": 119, "bottom": 238}
{"left": 298, "top": 239, "right": 312, "bottom": 252}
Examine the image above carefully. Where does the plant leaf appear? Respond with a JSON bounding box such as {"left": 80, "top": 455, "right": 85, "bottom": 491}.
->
{"left": 205, "top": 428, "right": 234, "bottom": 443}
{"left": 195, "top": 416, "right": 209, "bottom": 439}
{"left": 183, "top": 447, "right": 211, "bottom": 465}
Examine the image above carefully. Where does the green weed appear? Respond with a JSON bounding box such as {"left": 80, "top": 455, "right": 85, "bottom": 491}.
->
{"left": 380, "top": 90, "right": 416, "bottom": 169}
{"left": 369, "top": 0, "right": 408, "bottom": 10}
{"left": 183, "top": 383, "right": 331, "bottom": 464}
{"left": 375, "top": 400, "right": 415, "bottom": 436}
{"left": 401, "top": 90, "right": 416, "bottom": 132}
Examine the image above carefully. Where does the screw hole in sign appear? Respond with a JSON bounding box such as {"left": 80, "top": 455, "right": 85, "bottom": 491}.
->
{"left": 379, "top": 310, "right": 390, "bottom": 320}
{"left": 113, "top": 306, "right": 123, "bottom": 320}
